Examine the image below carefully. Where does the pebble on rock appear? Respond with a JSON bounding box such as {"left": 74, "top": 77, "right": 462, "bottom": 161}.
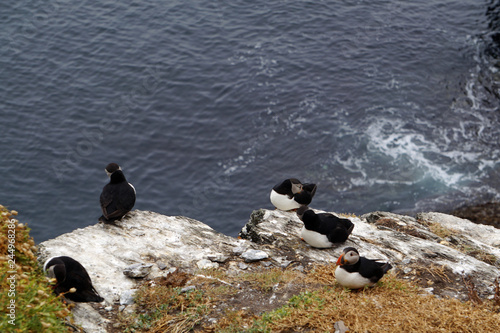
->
{"left": 241, "top": 249, "right": 269, "bottom": 262}
{"left": 196, "top": 259, "right": 219, "bottom": 269}
{"left": 156, "top": 261, "right": 168, "bottom": 270}
{"left": 232, "top": 245, "right": 249, "bottom": 255}
{"left": 123, "top": 263, "right": 153, "bottom": 278}
{"left": 274, "top": 257, "right": 292, "bottom": 268}
{"left": 207, "top": 254, "right": 229, "bottom": 263}
{"left": 238, "top": 262, "right": 249, "bottom": 270}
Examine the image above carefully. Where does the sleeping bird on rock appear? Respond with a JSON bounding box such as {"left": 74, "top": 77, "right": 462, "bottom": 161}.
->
{"left": 296, "top": 206, "right": 354, "bottom": 248}
{"left": 270, "top": 178, "right": 317, "bottom": 211}
{"left": 43, "top": 256, "right": 104, "bottom": 302}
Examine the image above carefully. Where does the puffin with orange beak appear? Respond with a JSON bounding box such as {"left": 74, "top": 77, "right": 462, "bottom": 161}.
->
{"left": 335, "top": 247, "right": 392, "bottom": 289}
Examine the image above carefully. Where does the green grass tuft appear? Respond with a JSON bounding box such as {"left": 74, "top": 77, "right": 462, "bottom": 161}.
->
{"left": 0, "top": 205, "right": 74, "bottom": 332}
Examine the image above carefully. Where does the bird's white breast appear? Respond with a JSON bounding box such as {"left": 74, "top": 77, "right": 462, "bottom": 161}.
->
{"left": 129, "top": 183, "right": 136, "bottom": 194}
{"left": 270, "top": 190, "right": 301, "bottom": 211}
{"left": 335, "top": 266, "right": 374, "bottom": 289}
{"left": 300, "top": 227, "right": 333, "bottom": 248}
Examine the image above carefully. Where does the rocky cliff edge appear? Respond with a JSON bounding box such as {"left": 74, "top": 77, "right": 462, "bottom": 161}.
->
{"left": 37, "top": 209, "right": 500, "bottom": 332}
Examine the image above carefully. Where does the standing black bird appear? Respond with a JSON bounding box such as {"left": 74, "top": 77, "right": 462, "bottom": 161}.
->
{"left": 335, "top": 247, "right": 392, "bottom": 289}
{"left": 270, "top": 178, "right": 317, "bottom": 211}
{"left": 296, "top": 207, "right": 354, "bottom": 248}
{"left": 43, "top": 256, "right": 104, "bottom": 302}
{"left": 99, "top": 163, "right": 136, "bottom": 224}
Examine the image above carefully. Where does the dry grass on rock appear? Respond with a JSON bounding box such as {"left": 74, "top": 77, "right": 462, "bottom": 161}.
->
{"left": 116, "top": 262, "right": 500, "bottom": 333}
{"left": 258, "top": 272, "right": 500, "bottom": 333}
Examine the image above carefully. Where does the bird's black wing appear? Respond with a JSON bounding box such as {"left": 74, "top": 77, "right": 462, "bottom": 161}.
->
{"left": 100, "top": 184, "right": 116, "bottom": 218}
{"left": 63, "top": 257, "right": 104, "bottom": 302}
{"left": 100, "top": 183, "right": 135, "bottom": 220}
{"left": 272, "top": 179, "right": 294, "bottom": 197}
{"left": 104, "top": 184, "right": 135, "bottom": 220}
{"left": 314, "top": 213, "right": 353, "bottom": 243}
{"left": 340, "top": 217, "right": 355, "bottom": 236}
{"left": 116, "top": 184, "right": 136, "bottom": 212}
{"left": 358, "top": 257, "right": 391, "bottom": 283}
{"left": 293, "top": 191, "right": 313, "bottom": 205}
{"left": 302, "top": 183, "right": 317, "bottom": 198}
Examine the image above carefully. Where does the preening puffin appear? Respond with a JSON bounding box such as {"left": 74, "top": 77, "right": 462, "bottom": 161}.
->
{"left": 335, "top": 247, "right": 392, "bottom": 289}
{"left": 296, "top": 206, "right": 354, "bottom": 248}
{"left": 43, "top": 256, "right": 104, "bottom": 302}
{"left": 270, "top": 178, "right": 317, "bottom": 211}
{"left": 99, "top": 163, "right": 136, "bottom": 224}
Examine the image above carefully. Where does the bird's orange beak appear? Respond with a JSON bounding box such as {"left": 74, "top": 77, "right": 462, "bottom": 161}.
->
{"left": 336, "top": 253, "right": 344, "bottom": 266}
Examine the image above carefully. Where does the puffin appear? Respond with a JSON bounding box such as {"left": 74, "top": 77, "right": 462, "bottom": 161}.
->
{"left": 99, "top": 163, "right": 136, "bottom": 224}
{"left": 335, "top": 247, "right": 392, "bottom": 289}
{"left": 270, "top": 178, "right": 317, "bottom": 211}
{"left": 296, "top": 206, "right": 354, "bottom": 248}
{"left": 43, "top": 256, "right": 104, "bottom": 302}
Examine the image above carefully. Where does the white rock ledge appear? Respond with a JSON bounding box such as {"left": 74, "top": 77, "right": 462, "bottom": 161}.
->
{"left": 37, "top": 209, "right": 500, "bottom": 333}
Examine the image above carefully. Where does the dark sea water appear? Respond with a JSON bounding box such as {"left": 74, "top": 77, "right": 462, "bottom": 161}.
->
{"left": 1, "top": 0, "right": 500, "bottom": 243}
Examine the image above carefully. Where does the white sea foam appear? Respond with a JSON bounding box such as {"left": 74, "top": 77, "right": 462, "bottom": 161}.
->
{"left": 364, "top": 117, "right": 466, "bottom": 188}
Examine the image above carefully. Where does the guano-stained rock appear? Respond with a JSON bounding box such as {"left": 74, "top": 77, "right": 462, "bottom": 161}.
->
{"left": 37, "top": 209, "right": 500, "bottom": 333}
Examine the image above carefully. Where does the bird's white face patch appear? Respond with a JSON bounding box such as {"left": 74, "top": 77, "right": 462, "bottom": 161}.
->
{"left": 335, "top": 266, "right": 374, "bottom": 289}
{"left": 291, "top": 182, "right": 303, "bottom": 194}
{"left": 43, "top": 256, "right": 58, "bottom": 272}
{"left": 300, "top": 227, "right": 333, "bottom": 248}
{"left": 46, "top": 265, "right": 57, "bottom": 279}
{"left": 343, "top": 250, "right": 360, "bottom": 265}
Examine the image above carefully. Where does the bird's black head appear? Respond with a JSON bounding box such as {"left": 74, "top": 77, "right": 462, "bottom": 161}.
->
{"left": 342, "top": 247, "right": 359, "bottom": 255}
{"left": 302, "top": 183, "right": 317, "bottom": 197}
{"left": 44, "top": 257, "right": 67, "bottom": 283}
{"left": 336, "top": 247, "right": 360, "bottom": 266}
{"left": 105, "top": 163, "right": 121, "bottom": 175}
{"left": 296, "top": 205, "right": 310, "bottom": 220}
{"left": 105, "top": 163, "right": 128, "bottom": 183}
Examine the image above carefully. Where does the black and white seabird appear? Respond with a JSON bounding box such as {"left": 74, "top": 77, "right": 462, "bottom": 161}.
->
{"left": 99, "top": 163, "right": 136, "bottom": 224}
{"left": 270, "top": 178, "right": 317, "bottom": 211}
{"left": 296, "top": 206, "right": 354, "bottom": 248}
{"left": 335, "top": 247, "right": 392, "bottom": 289}
{"left": 43, "top": 256, "right": 104, "bottom": 302}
